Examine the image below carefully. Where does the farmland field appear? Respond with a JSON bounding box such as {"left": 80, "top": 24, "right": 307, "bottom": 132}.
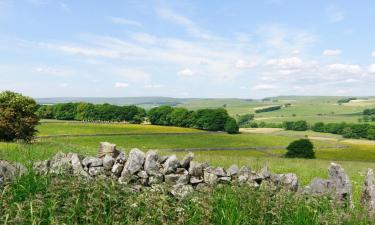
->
{"left": 2, "top": 120, "right": 375, "bottom": 224}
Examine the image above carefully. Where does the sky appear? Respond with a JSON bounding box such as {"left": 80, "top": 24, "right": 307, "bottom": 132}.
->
{"left": 1, "top": 0, "right": 375, "bottom": 99}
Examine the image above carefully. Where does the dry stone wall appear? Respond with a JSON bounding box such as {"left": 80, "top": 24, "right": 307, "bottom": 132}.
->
{"left": 1, "top": 142, "right": 375, "bottom": 213}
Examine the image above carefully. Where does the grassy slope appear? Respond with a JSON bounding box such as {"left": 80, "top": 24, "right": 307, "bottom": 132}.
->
{"left": 37, "top": 122, "right": 201, "bottom": 136}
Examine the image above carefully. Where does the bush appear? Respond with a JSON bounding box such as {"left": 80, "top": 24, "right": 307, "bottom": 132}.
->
{"left": 285, "top": 139, "right": 315, "bottom": 159}
{"left": 254, "top": 105, "right": 281, "bottom": 113}
{"left": 0, "top": 91, "right": 39, "bottom": 142}
{"left": 225, "top": 118, "right": 239, "bottom": 134}
{"left": 237, "top": 113, "right": 254, "bottom": 127}
{"left": 283, "top": 121, "right": 308, "bottom": 131}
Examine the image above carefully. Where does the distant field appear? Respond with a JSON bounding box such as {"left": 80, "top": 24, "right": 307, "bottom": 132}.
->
{"left": 37, "top": 122, "right": 201, "bottom": 136}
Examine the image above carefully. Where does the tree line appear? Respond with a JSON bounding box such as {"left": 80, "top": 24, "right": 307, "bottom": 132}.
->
{"left": 148, "top": 106, "right": 239, "bottom": 134}
{"left": 37, "top": 102, "right": 146, "bottom": 124}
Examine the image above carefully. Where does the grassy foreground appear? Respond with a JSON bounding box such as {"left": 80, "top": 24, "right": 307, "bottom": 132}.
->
{"left": 1, "top": 122, "right": 375, "bottom": 224}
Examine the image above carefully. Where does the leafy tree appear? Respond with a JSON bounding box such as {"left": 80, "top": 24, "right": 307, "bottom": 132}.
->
{"left": 53, "top": 103, "right": 77, "bottom": 120}
{"left": 193, "top": 108, "right": 229, "bottom": 131}
{"left": 225, "top": 117, "right": 239, "bottom": 134}
{"left": 237, "top": 114, "right": 254, "bottom": 127}
{"left": 36, "top": 105, "right": 54, "bottom": 119}
{"left": 312, "top": 122, "right": 325, "bottom": 132}
{"left": 285, "top": 139, "right": 315, "bottom": 159}
{"left": 367, "top": 129, "right": 375, "bottom": 140}
{"left": 148, "top": 106, "right": 173, "bottom": 125}
{"left": 168, "top": 108, "right": 190, "bottom": 127}
{"left": 0, "top": 91, "right": 39, "bottom": 142}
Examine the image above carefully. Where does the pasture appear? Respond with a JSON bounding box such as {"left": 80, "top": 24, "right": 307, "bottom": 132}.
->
{"left": 2, "top": 121, "right": 375, "bottom": 224}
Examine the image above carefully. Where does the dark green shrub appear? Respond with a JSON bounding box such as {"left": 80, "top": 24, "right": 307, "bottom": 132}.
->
{"left": 0, "top": 91, "right": 39, "bottom": 142}
{"left": 285, "top": 139, "right": 315, "bottom": 159}
{"left": 225, "top": 118, "right": 239, "bottom": 134}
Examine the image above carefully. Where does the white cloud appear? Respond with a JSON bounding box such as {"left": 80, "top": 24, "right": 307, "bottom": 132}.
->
{"left": 114, "top": 82, "right": 129, "bottom": 88}
{"left": 130, "top": 32, "right": 158, "bottom": 44}
{"left": 252, "top": 84, "right": 277, "bottom": 91}
{"left": 369, "top": 63, "right": 375, "bottom": 74}
{"left": 327, "top": 64, "right": 363, "bottom": 75}
{"left": 109, "top": 17, "right": 142, "bottom": 27}
{"left": 235, "top": 59, "right": 257, "bottom": 69}
{"left": 144, "top": 84, "right": 163, "bottom": 88}
{"left": 177, "top": 68, "right": 196, "bottom": 77}
{"left": 156, "top": 6, "right": 216, "bottom": 40}
{"left": 266, "top": 57, "right": 303, "bottom": 70}
{"left": 323, "top": 49, "right": 342, "bottom": 56}
{"left": 59, "top": 2, "right": 71, "bottom": 13}
{"left": 372, "top": 51, "right": 375, "bottom": 57}
{"left": 35, "top": 66, "right": 61, "bottom": 74}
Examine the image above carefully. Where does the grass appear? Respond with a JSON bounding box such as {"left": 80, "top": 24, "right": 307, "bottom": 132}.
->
{"left": 37, "top": 122, "right": 201, "bottom": 136}
{"left": 2, "top": 122, "right": 375, "bottom": 224}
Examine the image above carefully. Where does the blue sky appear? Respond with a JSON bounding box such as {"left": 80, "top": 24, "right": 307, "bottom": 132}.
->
{"left": 1, "top": 0, "right": 375, "bottom": 98}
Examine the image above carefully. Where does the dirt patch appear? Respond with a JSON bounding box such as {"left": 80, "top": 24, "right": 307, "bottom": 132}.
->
{"left": 308, "top": 136, "right": 340, "bottom": 142}
{"left": 240, "top": 128, "right": 284, "bottom": 134}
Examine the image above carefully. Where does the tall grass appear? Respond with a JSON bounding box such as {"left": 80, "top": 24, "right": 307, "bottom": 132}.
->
{"left": 1, "top": 173, "right": 374, "bottom": 224}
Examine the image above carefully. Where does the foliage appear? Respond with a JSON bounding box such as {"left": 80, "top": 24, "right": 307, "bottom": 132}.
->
{"left": 224, "top": 117, "right": 239, "bottom": 134}
{"left": 37, "top": 102, "right": 146, "bottom": 123}
{"left": 255, "top": 105, "right": 281, "bottom": 113}
{"left": 312, "top": 122, "right": 375, "bottom": 140}
{"left": 148, "top": 106, "right": 236, "bottom": 133}
{"left": 337, "top": 97, "right": 357, "bottom": 104}
{"left": 283, "top": 121, "right": 309, "bottom": 131}
{"left": 285, "top": 139, "right": 315, "bottom": 159}
{"left": 237, "top": 113, "right": 254, "bottom": 127}
{"left": 0, "top": 91, "right": 39, "bottom": 142}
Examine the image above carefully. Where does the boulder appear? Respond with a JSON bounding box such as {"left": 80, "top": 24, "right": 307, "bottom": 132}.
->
{"left": 259, "top": 166, "right": 271, "bottom": 179}
{"left": 70, "top": 153, "right": 90, "bottom": 178}
{"left": 49, "top": 152, "right": 73, "bottom": 174}
{"left": 271, "top": 173, "right": 299, "bottom": 191}
{"left": 111, "top": 152, "right": 126, "bottom": 176}
{"left": 97, "top": 142, "right": 119, "bottom": 158}
{"left": 82, "top": 156, "right": 103, "bottom": 168}
{"left": 121, "top": 148, "right": 145, "bottom": 177}
{"left": 305, "top": 178, "right": 330, "bottom": 195}
{"left": 162, "top": 155, "right": 180, "bottom": 175}
{"left": 204, "top": 169, "right": 218, "bottom": 185}
{"left": 361, "top": 168, "right": 375, "bottom": 214}
{"left": 1, "top": 160, "right": 27, "bottom": 186}
{"left": 213, "top": 167, "right": 226, "bottom": 177}
{"left": 218, "top": 176, "right": 231, "bottom": 184}
{"left": 180, "top": 152, "right": 194, "bottom": 169}
{"left": 226, "top": 165, "right": 239, "bottom": 177}
{"left": 88, "top": 166, "right": 105, "bottom": 177}
{"left": 148, "top": 173, "right": 164, "bottom": 185}
{"left": 137, "top": 170, "right": 148, "bottom": 179}
{"left": 328, "top": 163, "right": 352, "bottom": 205}
{"left": 165, "top": 168, "right": 189, "bottom": 185}
{"left": 170, "top": 184, "right": 194, "bottom": 199}
{"left": 144, "top": 150, "right": 160, "bottom": 175}
{"left": 102, "top": 155, "right": 115, "bottom": 170}
{"left": 238, "top": 166, "right": 250, "bottom": 184}
{"left": 189, "top": 162, "right": 203, "bottom": 177}
{"left": 33, "top": 160, "right": 50, "bottom": 175}
{"left": 190, "top": 176, "right": 203, "bottom": 184}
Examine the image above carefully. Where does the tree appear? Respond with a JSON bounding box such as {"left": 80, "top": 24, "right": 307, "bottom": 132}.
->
{"left": 237, "top": 114, "right": 254, "bottom": 127}
{"left": 367, "top": 129, "right": 375, "bottom": 140}
{"left": 148, "top": 106, "right": 173, "bottom": 125}
{"left": 0, "top": 91, "right": 39, "bottom": 142}
{"left": 285, "top": 139, "right": 315, "bottom": 159}
{"left": 225, "top": 117, "right": 239, "bottom": 134}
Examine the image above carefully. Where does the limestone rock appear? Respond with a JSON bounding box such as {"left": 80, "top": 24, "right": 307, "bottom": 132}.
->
{"left": 190, "top": 176, "right": 203, "bottom": 184}
{"left": 218, "top": 176, "right": 231, "bottom": 184}
{"left": 204, "top": 169, "right": 218, "bottom": 185}
{"left": 213, "top": 167, "right": 226, "bottom": 177}
{"left": 238, "top": 166, "right": 250, "bottom": 184}
{"left": 170, "top": 184, "right": 194, "bottom": 199}
{"left": 189, "top": 162, "right": 203, "bottom": 177}
{"left": 226, "top": 164, "right": 239, "bottom": 177}
{"left": 88, "top": 166, "right": 105, "bottom": 177}
{"left": 1, "top": 160, "right": 27, "bottom": 185}
{"left": 49, "top": 152, "right": 73, "bottom": 174}
{"left": 271, "top": 173, "right": 299, "bottom": 191}
{"left": 98, "top": 142, "right": 119, "bottom": 158}
{"left": 165, "top": 169, "right": 189, "bottom": 185}
{"left": 102, "top": 155, "right": 115, "bottom": 170}
{"left": 70, "top": 153, "right": 90, "bottom": 178}
{"left": 33, "top": 160, "right": 50, "bottom": 175}
{"left": 259, "top": 166, "right": 271, "bottom": 179}
{"left": 144, "top": 150, "right": 160, "bottom": 175}
{"left": 180, "top": 152, "right": 194, "bottom": 169}
{"left": 305, "top": 178, "right": 330, "bottom": 195}
{"left": 111, "top": 152, "right": 126, "bottom": 176}
{"left": 162, "top": 155, "right": 180, "bottom": 175}
{"left": 361, "top": 168, "right": 375, "bottom": 214}
{"left": 148, "top": 173, "right": 164, "bottom": 185}
{"left": 121, "top": 148, "right": 145, "bottom": 177}
{"left": 82, "top": 157, "right": 103, "bottom": 168}
{"left": 328, "top": 163, "right": 352, "bottom": 204}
